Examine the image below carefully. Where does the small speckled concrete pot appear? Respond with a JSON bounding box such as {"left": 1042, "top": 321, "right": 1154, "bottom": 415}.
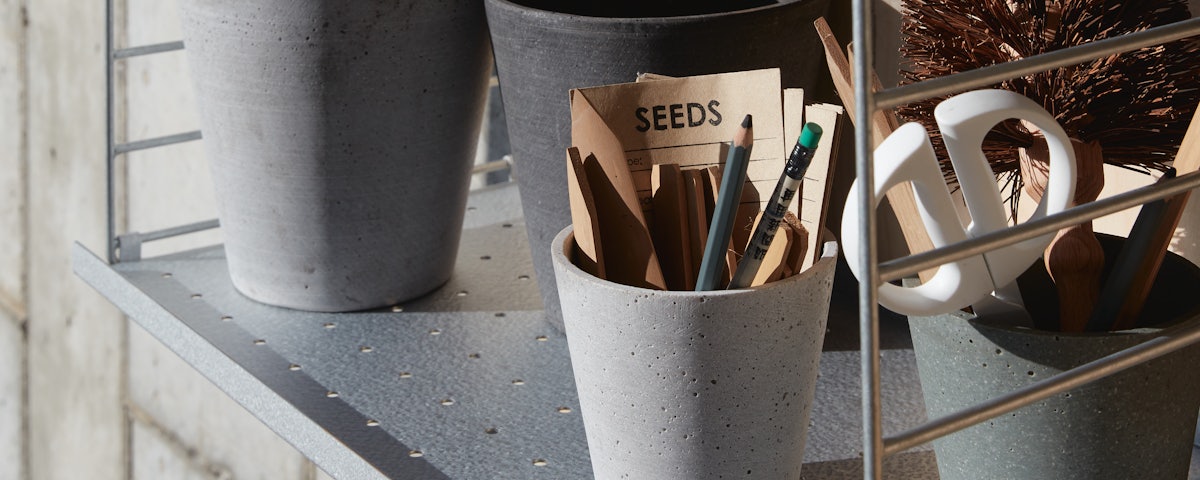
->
{"left": 179, "top": 1, "right": 492, "bottom": 311}
{"left": 909, "top": 239, "right": 1200, "bottom": 480}
{"left": 485, "top": 0, "right": 832, "bottom": 329}
{"left": 551, "top": 226, "right": 838, "bottom": 479}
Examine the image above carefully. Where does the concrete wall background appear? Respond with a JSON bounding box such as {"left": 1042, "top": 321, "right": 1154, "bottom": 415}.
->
{"left": 0, "top": 2, "right": 1195, "bottom": 479}
{"left": 4, "top": 0, "right": 335, "bottom": 478}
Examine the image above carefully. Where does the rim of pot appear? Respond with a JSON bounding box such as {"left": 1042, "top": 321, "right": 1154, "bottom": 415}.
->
{"left": 937, "top": 308, "right": 1200, "bottom": 337}
{"left": 486, "top": 0, "right": 811, "bottom": 23}
{"left": 551, "top": 225, "right": 839, "bottom": 299}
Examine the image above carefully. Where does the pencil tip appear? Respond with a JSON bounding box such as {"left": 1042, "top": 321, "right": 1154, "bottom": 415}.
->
{"left": 741, "top": 115, "right": 752, "bottom": 129}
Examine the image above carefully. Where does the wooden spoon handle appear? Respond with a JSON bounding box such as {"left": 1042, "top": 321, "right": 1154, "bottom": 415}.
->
{"left": 1045, "top": 222, "right": 1104, "bottom": 331}
{"left": 1020, "top": 134, "right": 1105, "bottom": 332}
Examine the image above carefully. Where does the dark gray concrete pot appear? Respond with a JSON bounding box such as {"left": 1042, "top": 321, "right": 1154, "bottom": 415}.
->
{"left": 909, "top": 236, "right": 1200, "bottom": 480}
{"left": 485, "top": 0, "right": 832, "bottom": 328}
{"left": 552, "top": 226, "right": 838, "bottom": 479}
{"left": 179, "top": 1, "right": 492, "bottom": 311}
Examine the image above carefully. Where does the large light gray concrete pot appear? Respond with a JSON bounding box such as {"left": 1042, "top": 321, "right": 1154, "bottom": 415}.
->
{"left": 551, "top": 226, "right": 838, "bottom": 479}
{"left": 485, "top": 0, "right": 832, "bottom": 329}
{"left": 909, "top": 236, "right": 1200, "bottom": 480}
{"left": 179, "top": 1, "right": 493, "bottom": 311}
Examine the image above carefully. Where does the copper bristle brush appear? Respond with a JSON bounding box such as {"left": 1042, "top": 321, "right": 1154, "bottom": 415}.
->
{"left": 896, "top": 0, "right": 1199, "bottom": 331}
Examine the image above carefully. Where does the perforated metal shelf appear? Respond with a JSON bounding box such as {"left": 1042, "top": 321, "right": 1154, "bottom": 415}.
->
{"left": 75, "top": 182, "right": 943, "bottom": 479}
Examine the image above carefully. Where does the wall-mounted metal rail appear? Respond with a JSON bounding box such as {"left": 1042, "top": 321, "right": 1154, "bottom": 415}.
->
{"left": 101, "top": 4, "right": 513, "bottom": 266}
{"left": 105, "top": 0, "right": 204, "bottom": 264}
{"left": 113, "top": 130, "right": 202, "bottom": 155}
{"left": 113, "top": 40, "right": 184, "bottom": 59}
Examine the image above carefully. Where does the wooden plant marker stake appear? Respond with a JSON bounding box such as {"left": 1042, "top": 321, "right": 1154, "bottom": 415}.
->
{"left": 815, "top": 17, "right": 937, "bottom": 283}
{"left": 684, "top": 169, "right": 710, "bottom": 287}
{"left": 651, "top": 163, "right": 693, "bottom": 291}
{"left": 1020, "top": 134, "right": 1105, "bottom": 332}
{"left": 566, "top": 147, "right": 606, "bottom": 279}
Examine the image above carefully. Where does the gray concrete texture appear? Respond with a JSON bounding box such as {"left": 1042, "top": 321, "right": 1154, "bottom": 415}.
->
{"left": 485, "top": 0, "right": 834, "bottom": 329}
{"left": 909, "top": 238, "right": 1200, "bottom": 480}
{"left": 553, "top": 227, "right": 837, "bottom": 479}
{"left": 3, "top": 0, "right": 1198, "bottom": 479}
{"left": 5, "top": 0, "right": 335, "bottom": 477}
{"left": 25, "top": 0, "right": 126, "bottom": 476}
{"left": 177, "top": 0, "right": 494, "bottom": 312}
{"left": 912, "top": 309, "right": 1200, "bottom": 480}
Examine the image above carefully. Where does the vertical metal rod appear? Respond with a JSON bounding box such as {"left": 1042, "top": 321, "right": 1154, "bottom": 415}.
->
{"left": 852, "top": 0, "right": 883, "bottom": 478}
{"left": 105, "top": 0, "right": 116, "bottom": 264}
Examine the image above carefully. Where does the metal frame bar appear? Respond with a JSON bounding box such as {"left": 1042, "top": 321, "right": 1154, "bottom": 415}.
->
{"left": 102, "top": 27, "right": 509, "bottom": 265}
{"left": 104, "top": 156, "right": 504, "bottom": 265}
{"left": 105, "top": 0, "right": 116, "bottom": 264}
{"left": 876, "top": 17, "right": 1200, "bottom": 111}
{"left": 850, "top": 1, "right": 883, "bottom": 478}
{"left": 113, "top": 218, "right": 221, "bottom": 263}
{"left": 881, "top": 171, "right": 1200, "bottom": 283}
{"left": 132, "top": 218, "right": 220, "bottom": 244}
{"left": 884, "top": 319, "right": 1200, "bottom": 455}
{"left": 104, "top": 149, "right": 506, "bottom": 264}
{"left": 854, "top": 9, "right": 1200, "bottom": 479}
{"left": 113, "top": 40, "right": 184, "bottom": 59}
{"left": 103, "top": 4, "right": 204, "bottom": 265}
{"left": 113, "top": 130, "right": 202, "bottom": 155}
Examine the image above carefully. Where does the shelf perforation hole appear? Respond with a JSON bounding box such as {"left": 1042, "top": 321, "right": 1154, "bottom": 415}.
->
{"left": 511, "top": 379, "right": 525, "bottom": 386}
{"left": 360, "top": 346, "right": 374, "bottom": 353}
{"left": 455, "top": 290, "right": 469, "bottom": 297}
{"left": 326, "top": 391, "right": 339, "bottom": 398}
{"left": 161, "top": 273, "right": 173, "bottom": 278}
{"left": 557, "top": 406, "right": 573, "bottom": 414}
{"left": 399, "top": 372, "right": 413, "bottom": 379}
{"left": 366, "top": 419, "right": 380, "bottom": 427}
{"left": 440, "top": 398, "right": 455, "bottom": 406}
{"left": 468, "top": 353, "right": 481, "bottom": 359}
{"left": 532, "top": 459, "right": 548, "bottom": 467}
{"left": 323, "top": 322, "right": 336, "bottom": 329}
{"left": 253, "top": 339, "right": 266, "bottom": 346}
{"left": 484, "top": 427, "right": 498, "bottom": 435}
{"left": 220, "top": 315, "right": 233, "bottom": 322}
{"left": 480, "top": 255, "right": 492, "bottom": 261}
{"left": 408, "top": 450, "right": 424, "bottom": 458}
{"left": 190, "top": 293, "right": 203, "bottom": 299}
{"left": 536, "top": 335, "right": 548, "bottom": 342}
{"left": 517, "top": 275, "right": 530, "bottom": 281}
{"left": 502, "top": 223, "right": 513, "bottom": 228}
{"left": 288, "top": 364, "right": 301, "bottom": 371}
{"left": 429, "top": 329, "right": 442, "bottom": 336}
{"left": 495, "top": 312, "right": 506, "bottom": 317}
{"left": 392, "top": 305, "right": 404, "bottom": 313}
